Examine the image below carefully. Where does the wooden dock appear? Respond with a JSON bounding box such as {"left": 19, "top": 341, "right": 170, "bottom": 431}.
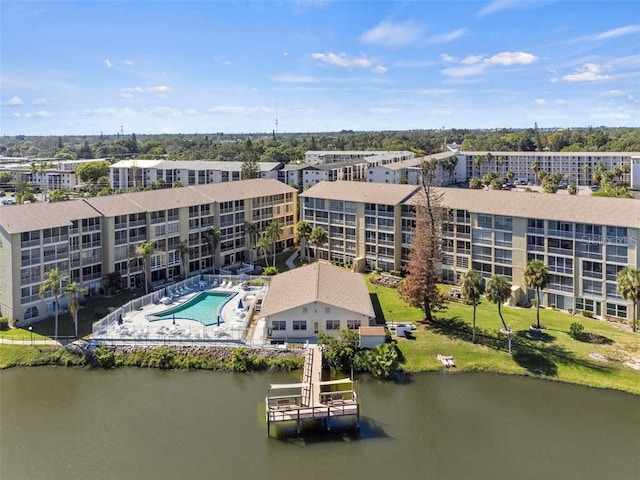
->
{"left": 265, "top": 345, "right": 360, "bottom": 436}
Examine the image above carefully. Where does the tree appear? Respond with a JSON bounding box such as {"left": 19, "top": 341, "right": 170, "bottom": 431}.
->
{"left": 530, "top": 161, "right": 540, "bottom": 184}
{"left": 617, "top": 267, "right": 640, "bottom": 333}
{"left": 243, "top": 221, "right": 260, "bottom": 263}
{"left": 241, "top": 139, "right": 260, "bottom": 180}
{"left": 64, "top": 281, "right": 87, "bottom": 338}
{"left": 266, "top": 220, "right": 283, "bottom": 266}
{"left": 257, "top": 234, "right": 271, "bottom": 267}
{"left": 485, "top": 275, "right": 512, "bottom": 331}
{"left": 398, "top": 159, "right": 446, "bottom": 323}
{"left": 76, "top": 161, "right": 110, "bottom": 183}
{"left": 134, "top": 241, "right": 155, "bottom": 294}
{"left": 567, "top": 183, "right": 577, "bottom": 195}
{"left": 205, "top": 227, "right": 221, "bottom": 271}
{"left": 48, "top": 188, "right": 70, "bottom": 202}
{"left": 309, "top": 226, "right": 328, "bottom": 259}
{"left": 461, "top": 269, "right": 485, "bottom": 343}
{"left": 295, "top": 220, "right": 313, "bottom": 261}
{"left": 178, "top": 239, "right": 192, "bottom": 278}
{"left": 525, "top": 259, "right": 549, "bottom": 329}
{"left": 39, "top": 267, "right": 67, "bottom": 340}
{"left": 469, "top": 177, "right": 482, "bottom": 189}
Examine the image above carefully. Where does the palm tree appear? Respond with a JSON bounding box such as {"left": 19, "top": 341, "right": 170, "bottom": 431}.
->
{"left": 295, "top": 220, "right": 313, "bottom": 261}
{"left": 177, "top": 239, "right": 192, "bottom": 278}
{"left": 205, "top": 227, "right": 221, "bottom": 271}
{"left": 525, "top": 259, "right": 549, "bottom": 329}
{"left": 485, "top": 275, "right": 512, "bottom": 331}
{"left": 64, "top": 281, "right": 87, "bottom": 338}
{"left": 39, "top": 267, "right": 68, "bottom": 340}
{"left": 257, "top": 234, "right": 271, "bottom": 267}
{"left": 309, "top": 226, "right": 328, "bottom": 260}
{"left": 134, "top": 241, "right": 155, "bottom": 294}
{"left": 461, "top": 269, "right": 485, "bottom": 343}
{"left": 243, "top": 221, "right": 260, "bottom": 262}
{"left": 617, "top": 267, "right": 640, "bottom": 333}
{"left": 530, "top": 161, "right": 540, "bottom": 184}
{"left": 266, "top": 220, "right": 282, "bottom": 266}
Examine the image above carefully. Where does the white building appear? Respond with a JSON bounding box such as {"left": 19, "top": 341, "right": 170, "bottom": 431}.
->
{"left": 260, "top": 262, "right": 376, "bottom": 341}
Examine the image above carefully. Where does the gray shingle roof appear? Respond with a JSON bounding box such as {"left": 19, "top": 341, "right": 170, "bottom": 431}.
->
{"left": 259, "top": 262, "right": 375, "bottom": 318}
{"left": 300, "top": 181, "right": 419, "bottom": 205}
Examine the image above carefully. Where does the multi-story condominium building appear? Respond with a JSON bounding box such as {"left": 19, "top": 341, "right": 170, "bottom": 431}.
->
{"left": 304, "top": 150, "right": 414, "bottom": 165}
{"left": 300, "top": 182, "right": 421, "bottom": 272}
{"left": 109, "top": 159, "right": 283, "bottom": 191}
{"left": 0, "top": 179, "right": 296, "bottom": 325}
{"left": 366, "top": 152, "right": 458, "bottom": 185}
{"left": 301, "top": 181, "right": 639, "bottom": 322}
{"left": 452, "top": 151, "right": 640, "bottom": 188}
{"left": 0, "top": 158, "right": 105, "bottom": 193}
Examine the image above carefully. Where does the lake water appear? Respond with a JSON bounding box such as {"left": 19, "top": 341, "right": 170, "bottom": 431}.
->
{"left": 1, "top": 368, "right": 638, "bottom": 480}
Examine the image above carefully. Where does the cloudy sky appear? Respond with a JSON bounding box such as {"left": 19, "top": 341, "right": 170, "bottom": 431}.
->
{"left": 1, "top": 0, "right": 639, "bottom": 135}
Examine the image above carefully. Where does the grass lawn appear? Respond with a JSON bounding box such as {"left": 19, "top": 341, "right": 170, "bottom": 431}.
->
{"left": 367, "top": 276, "right": 640, "bottom": 395}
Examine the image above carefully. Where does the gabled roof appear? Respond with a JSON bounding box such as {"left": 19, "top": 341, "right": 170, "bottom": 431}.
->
{"left": 110, "top": 159, "right": 282, "bottom": 171}
{"left": 260, "top": 262, "right": 375, "bottom": 319}
{"left": 301, "top": 181, "right": 419, "bottom": 205}
{"left": 0, "top": 200, "right": 101, "bottom": 234}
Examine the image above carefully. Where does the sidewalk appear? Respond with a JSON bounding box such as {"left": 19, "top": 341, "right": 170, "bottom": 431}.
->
{"left": 285, "top": 250, "right": 298, "bottom": 270}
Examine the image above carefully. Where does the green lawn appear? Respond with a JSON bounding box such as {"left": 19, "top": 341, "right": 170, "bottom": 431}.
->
{"left": 367, "top": 276, "right": 640, "bottom": 395}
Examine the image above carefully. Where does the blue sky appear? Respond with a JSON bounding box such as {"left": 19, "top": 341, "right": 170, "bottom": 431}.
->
{"left": 1, "top": 1, "right": 639, "bottom": 135}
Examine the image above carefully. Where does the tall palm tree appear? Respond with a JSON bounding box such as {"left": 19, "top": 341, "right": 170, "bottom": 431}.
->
{"left": 309, "top": 226, "right": 328, "bottom": 260}
{"left": 530, "top": 161, "right": 540, "bottom": 185}
{"left": 243, "top": 221, "right": 260, "bottom": 262}
{"left": 257, "top": 234, "right": 271, "bottom": 268}
{"left": 485, "top": 275, "right": 512, "bottom": 331}
{"left": 64, "top": 281, "right": 87, "bottom": 338}
{"left": 617, "top": 267, "right": 640, "bottom": 333}
{"left": 205, "top": 227, "right": 221, "bottom": 271}
{"left": 39, "top": 267, "right": 68, "bottom": 340}
{"left": 177, "top": 239, "right": 192, "bottom": 278}
{"left": 266, "top": 220, "right": 283, "bottom": 266}
{"left": 134, "top": 241, "right": 155, "bottom": 294}
{"left": 525, "top": 259, "right": 549, "bottom": 329}
{"left": 461, "top": 269, "right": 485, "bottom": 343}
{"left": 295, "top": 220, "right": 312, "bottom": 261}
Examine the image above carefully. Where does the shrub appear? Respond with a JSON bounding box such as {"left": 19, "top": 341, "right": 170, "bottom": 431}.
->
{"left": 0, "top": 317, "right": 9, "bottom": 331}
{"left": 582, "top": 311, "right": 594, "bottom": 319}
{"left": 550, "top": 303, "right": 556, "bottom": 309}
{"left": 569, "top": 322, "right": 584, "bottom": 339}
{"left": 146, "top": 346, "right": 176, "bottom": 369}
{"left": 229, "top": 347, "right": 250, "bottom": 372}
{"left": 567, "top": 308, "right": 573, "bottom": 314}
{"left": 262, "top": 266, "right": 279, "bottom": 276}
{"left": 93, "top": 343, "right": 115, "bottom": 368}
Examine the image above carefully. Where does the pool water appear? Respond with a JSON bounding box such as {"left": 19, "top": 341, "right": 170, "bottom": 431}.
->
{"left": 150, "top": 292, "right": 233, "bottom": 326}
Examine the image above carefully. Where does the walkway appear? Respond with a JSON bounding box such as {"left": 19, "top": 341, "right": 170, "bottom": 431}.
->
{"left": 285, "top": 249, "right": 299, "bottom": 270}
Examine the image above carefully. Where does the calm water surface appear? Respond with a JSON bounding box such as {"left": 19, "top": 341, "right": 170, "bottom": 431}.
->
{"left": 1, "top": 368, "right": 638, "bottom": 480}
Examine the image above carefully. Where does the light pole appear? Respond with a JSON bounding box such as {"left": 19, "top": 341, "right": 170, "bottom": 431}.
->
{"left": 507, "top": 324, "right": 512, "bottom": 355}
{"left": 29, "top": 326, "right": 33, "bottom": 346}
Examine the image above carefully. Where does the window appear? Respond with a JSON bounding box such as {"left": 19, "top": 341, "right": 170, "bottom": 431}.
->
{"left": 494, "top": 216, "right": 512, "bottom": 231}
{"left": 583, "top": 261, "right": 602, "bottom": 278}
{"left": 606, "top": 303, "right": 627, "bottom": 319}
{"left": 606, "top": 245, "right": 627, "bottom": 263}
{"left": 302, "top": 307, "right": 308, "bottom": 314}
{"left": 472, "top": 229, "right": 492, "bottom": 245}
{"left": 272, "top": 320, "right": 286, "bottom": 331}
{"left": 548, "top": 256, "right": 573, "bottom": 275}
{"left": 495, "top": 231, "right": 512, "bottom": 247}
{"left": 582, "top": 279, "right": 602, "bottom": 296}
{"left": 347, "top": 320, "right": 361, "bottom": 330}
{"left": 293, "top": 321, "right": 307, "bottom": 331}
{"left": 326, "top": 320, "right": 340, "bottom": 330}
{"left": 325, "top": 307, "right": 331, "bottom": 314}
{"left": 477, "top": 214, "right": 492, "bottom": 229}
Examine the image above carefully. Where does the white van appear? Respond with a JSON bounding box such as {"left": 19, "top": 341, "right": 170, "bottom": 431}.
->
{"left": 1, "top": 198, "right": 15, "bottom": 205}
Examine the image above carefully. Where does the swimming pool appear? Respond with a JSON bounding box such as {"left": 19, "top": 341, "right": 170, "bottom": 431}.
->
{"left": 149, "top": 291, "right": 234, "bottom": 326}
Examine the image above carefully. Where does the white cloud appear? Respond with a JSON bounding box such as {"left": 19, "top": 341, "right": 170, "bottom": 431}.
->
{"left": 5, "top": 96, "right": 24, "bottom": 106}
{"left": 535, "top": 99, "right": 546, "bottom": 105}
{"left": 368, "top": 107, "right": 400, "bottom": 114}
{"left": 372, "top": 65, "right": 387, "bottom": 74}
{"left": 80, "top": 107, "right": 136, "bottom": 117}
{"left": 124, "top": 59, "right": 134, "bottom": 66}
{"left": 119, "top": 86, "right": 171, "bottom": 98}
{"left": 10, "top": 112, "right": 21, "bottom": 118}
{"left": 592, "top": 25, "right": 640, "bottom": 41}
{"left": 104, "top": 59, "right": 112, "bottom": 68}
{"left": 207, "top": 106, "right": 271, "bottom": 116}
{"left": 312, "top": 52, "right": 372, "bottom": 68}
{"left": 440, "top": 54, "right": 457, "bottom": 63}
{"left": 149, "top": 85, "right": 171, "bottom": 98}
{"left": 486, "top": 52, "right": 536, "bottom": 65}
{"left": 603, "top": 89, "right": 624, "bottom": 96}
{"left": 25, "top": 111, "right": 51, "bottom": 118}
{"left": 442, "top": 51, "right": 537, "bottom": 77}
{"left": 561, "top": 63, "right": 611, "bottom": 82}
{"left": 148, "top": 107, "right": 181, "bottom": 117}
{"left": 31, "top": 98, "right": 48, "bottom": 105}
{"left": 271, "top": 74, "right": 316, "bottom": 83}
{"left": 360, "top": 21, "right": 422, "bottom": 48}
{"left": 283, "top": 52, "right": 288, "bottom": 56}
{"left": 427, "top": 28, "right": 466, "bottom": 45}
{"left": 555, "top": 99, "right": 567, "bottom": 104}
{"left": 185, "top": 109, "right": 199, "bottom": 116}
{"left": 478, "top": 1, "right": 540, "bottom": 17}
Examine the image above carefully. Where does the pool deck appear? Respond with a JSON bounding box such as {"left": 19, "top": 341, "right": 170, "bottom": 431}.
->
{"left": 92, "top": 283, "right": 265, "bottom": 345}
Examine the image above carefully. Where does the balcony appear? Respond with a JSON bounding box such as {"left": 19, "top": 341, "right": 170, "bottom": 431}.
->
{"left": 548, "top": 229, "right": 574, "bottom": 239}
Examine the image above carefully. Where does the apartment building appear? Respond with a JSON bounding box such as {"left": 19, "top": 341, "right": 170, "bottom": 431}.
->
{"left": 0, "top": 179, "right": 297, "bottom": 325}
{"left": 454, "top": 151, "right": 640, "bottom": 188}
{"left": 366, "top": 152, "right": 458, "bottom": 185}
{"left": 301, "top": 181, "right": 639, "bottom": 321}
{"left": 304, "top": 150, "right": 414, "bottom": 165}
{"left": 109, "top": 159, "right": 283, "bottom": 191}
{"left": 300, "top": 182, "right": 420, "bottom": 272}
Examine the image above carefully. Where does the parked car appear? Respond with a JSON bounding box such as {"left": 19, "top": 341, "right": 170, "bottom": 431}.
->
{"left": 590, "top": 185, "right": 600, "bottom": 192}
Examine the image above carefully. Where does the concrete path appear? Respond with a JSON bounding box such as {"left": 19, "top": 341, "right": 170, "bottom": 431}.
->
{"left": 0, "top": 336, "right": 63, "bottom": 346}
{"left": 285, "top": 249, "right": 299, "bottom": 270}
